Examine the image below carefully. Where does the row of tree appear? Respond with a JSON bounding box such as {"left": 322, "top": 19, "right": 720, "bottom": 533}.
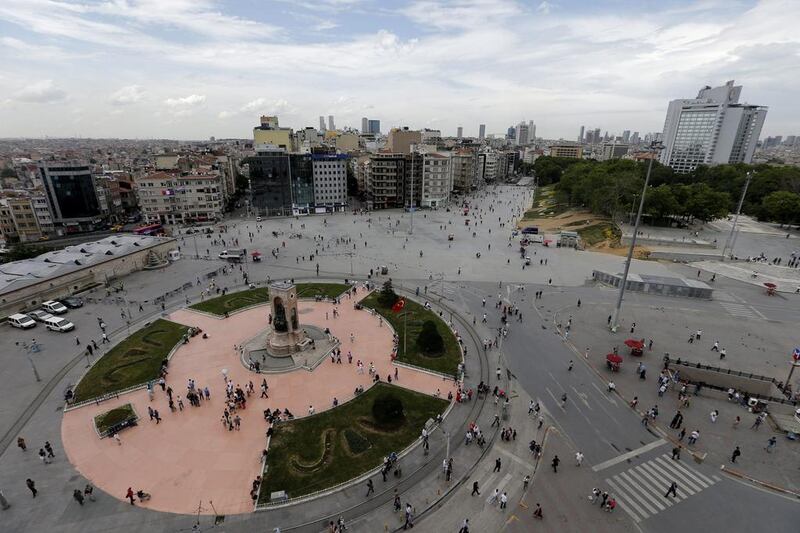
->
{"left": 534, "top": 156, "right": 800, "bottom": 225}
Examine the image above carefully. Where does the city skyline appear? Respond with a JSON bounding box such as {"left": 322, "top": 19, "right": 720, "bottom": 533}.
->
{"left": 0, "top": 0, "right": 798, "bottom": 140}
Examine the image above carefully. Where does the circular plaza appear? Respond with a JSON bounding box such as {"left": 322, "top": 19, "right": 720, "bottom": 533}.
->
{"left": 60, "top": 282, "right": 459, "bottom": 515}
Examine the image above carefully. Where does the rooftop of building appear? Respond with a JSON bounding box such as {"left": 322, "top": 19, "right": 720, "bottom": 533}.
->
{"left": 0, "top": 234, "right": 173, "bottom": 297}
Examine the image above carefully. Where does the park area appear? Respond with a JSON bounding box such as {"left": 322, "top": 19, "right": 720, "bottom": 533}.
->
{"left": 361, "top": 288, "right": 461, "bottom": 375}
{"left": 259, "top": 383, "right": 447, "bottom": 502}
{"left": 72, "top": 319, "right": 188, "bottom": 402}
{"left": 188, "top": 283, "right": 348, "bottom": 316}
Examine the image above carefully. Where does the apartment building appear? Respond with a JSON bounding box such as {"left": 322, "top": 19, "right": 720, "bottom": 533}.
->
{"left": 0, "top": 196, "right": 43, "bottom": 243}
{"left": 420, "top": 152, "right": 452, "bottom": 207}
{"left": 451, "top": 150, "right": 478, "bottom": 192}
{"left": 136, "top": 172, "right": 223, "bottom": 224}
{"left": 312, "top": 154, "right": 348, "bottom": 211}
{"left": 549, "top": 144, "right": 583, "bottom": 158}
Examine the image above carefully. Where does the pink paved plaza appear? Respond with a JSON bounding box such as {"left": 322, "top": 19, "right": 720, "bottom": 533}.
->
{"left": 61, "top": 289, "right": 457, "bottom": 515}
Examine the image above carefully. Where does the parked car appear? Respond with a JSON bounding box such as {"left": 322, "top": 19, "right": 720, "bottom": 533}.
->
{"left": 60, "top": 296, "right": 84, "bottom": 309}
{"left": 44, "top": 316, "right": 75, "bottom": 332}
{"left": 8, "top": 313, "right": 36, "bottom": 329}
{"left": 27, "top": 310, "right": 54, "bottom": 323}
{"left": 42, "top": 300, "right": 68, "bottom": 314}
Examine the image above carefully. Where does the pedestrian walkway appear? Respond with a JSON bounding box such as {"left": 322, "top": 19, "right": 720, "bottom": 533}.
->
{"left": 604, "top": 453, "right": 721, "bottom": 524}
{"left": 718, "top": 301, "right": 765, "bottom": 320}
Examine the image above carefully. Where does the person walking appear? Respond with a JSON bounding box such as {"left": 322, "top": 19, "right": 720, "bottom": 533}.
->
{"left": 664, "top": 481, "right": 678, "bottom": 498}
{"left": 404, "top": 502, "right": 414, "bottom": 529}
{"left": 44, "top": 441, "right": 55, "bottom": 458}
{"left": 126, "top": 487, "right": 135, "bottom": 505}
{"left": 671, "top": 446, "right": 681, "bottom": 460}
{"left": 551, "top": 455, "right": 560, "bottom": 473}
{"left": 73, "top": 489, "right": 85, "bottom": 506}
{"left": 533, "top": 503, "right": 543, "bottom": 519}
{"left": 26, "top": 478, "right": 37, "bottom": 498}
{"left": 575, "top": 451, "right": 584, "bottom": 466}
{"left": 493, "top": 457, "right": 502, "bottom": 472}
{"left": 766, "top": 437, "right": 777, "bottom": 453}
{"left": 459, "top": 518, "right": 470, "bottom": 533}
{"left": 731, "top": 446, "right": 741, "bottom": 463}
{"left": 471, "top": 481, "right": 480, "bottom": 496}
{"left": 500, "top": 491, "right": 508, "bottom": 509}
{"left": 488, "top": 488, "right": 499, "bottom": 505}
{"left": 366, "top": 478, "right": 374, "bottom": 497}
{"left": 84, "top": 484, "right": 95, "bottom": 502}
{"left": 17, "top": 436, "right": 26, "bottom": 451}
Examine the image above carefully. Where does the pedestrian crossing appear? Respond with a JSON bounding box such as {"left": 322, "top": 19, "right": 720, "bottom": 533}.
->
{"left": 603, "top": 454, "right": 721, "bottom": 523}
{"left": 719, "top": 301, "right": 765, "bottom": 320}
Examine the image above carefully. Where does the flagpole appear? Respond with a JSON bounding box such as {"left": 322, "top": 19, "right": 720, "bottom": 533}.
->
{"left": 403, "top": 307, "right": 407, "bottom": 356}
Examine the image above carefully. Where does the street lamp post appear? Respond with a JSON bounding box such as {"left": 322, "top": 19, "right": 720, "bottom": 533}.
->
{"left": 610, "top": 141, "right": 663, "bottom": 332}
{"left": 722, "top": 171, "right": 753, "bottom": 260}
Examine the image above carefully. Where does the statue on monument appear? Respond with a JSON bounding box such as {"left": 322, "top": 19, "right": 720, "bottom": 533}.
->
{"left": 273, "top": 297, "right": 288, "bottom": 332}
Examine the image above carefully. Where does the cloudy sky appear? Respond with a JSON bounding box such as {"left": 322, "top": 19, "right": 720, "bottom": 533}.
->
{"left": 0, "top": 0, "right": 797, "bottom": 140}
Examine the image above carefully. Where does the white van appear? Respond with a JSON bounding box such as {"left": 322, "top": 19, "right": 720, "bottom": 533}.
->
{"left": 218, "top": 249, "right": 245, "bottom": 261}
{"left": 8, "top": 313, "right": 36, "bottom": 329}
{"left": 42, "top": 300, "right": 68, "bottom": 314}
{"left": 44, "top": 316, "right": 75, "bottom": 332}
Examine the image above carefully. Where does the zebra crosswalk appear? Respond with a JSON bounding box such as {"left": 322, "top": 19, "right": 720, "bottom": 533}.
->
{"left": 604, "top": 454, "right": 721, "bottom": 523}
{"left": 719, "top": 301, "right": 765, "bottom": 320}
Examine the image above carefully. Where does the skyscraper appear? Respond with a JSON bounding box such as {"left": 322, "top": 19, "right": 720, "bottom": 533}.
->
{"left": 478, "top": 124, "right": 486, "bottom": 141}
{"left": 328, "top": 115, "right": 335, "bottom": 131}
{"left": 515, "top": 122, "right": 529, "bottom": 145}
{"left": 593, "top": 128, "right": 601, "bottom": 144}
{"left": 368, "top": 120, "right": 381, "bottom": 134}
{"left": 319, "top": 116, "right": 326, "bottom": 131}
{"left": 660, "top": 80, "right": 768, "bottom": 173}
{"left": 361, "top": 117, "right": 369, "bottom": 133}
{"left": 528, "top": 120, "right": 536, "bottom": 142}
{"left": 622, "top": 130, "right": 631, "bottom": 143}
{"left": 457, "top": 126, "right": 463, "bottom": 139}
{"left": 579, "top": 125, "right": 585, "bottom": 143}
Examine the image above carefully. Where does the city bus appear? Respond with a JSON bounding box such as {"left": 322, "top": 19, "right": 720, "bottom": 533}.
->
{"left": 134, "top": 223, "right": 164, "bottom": 236}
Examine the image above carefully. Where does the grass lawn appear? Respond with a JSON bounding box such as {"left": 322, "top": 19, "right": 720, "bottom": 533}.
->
{"left": 523, "top": 185, "right": 566, "bottom": 219}
{"left": 94, "top": 404, "right": 135, "bottom": 435}
{"left": 189, "top": 287, "right": 269, "bottom": 315}
{"left": 361, "top": 292, "right": 461, "bottom": 375}
{"left": 189, "top": 283, "right": 348, "bottom": 316}
{"left": 259, "top": 383, "right": 447, "bottom": 501}
{"left": 578, "top": 222, "right": 621, "bottom": 246}
{"left": 73, "top": 319, "right": 188, "bottom": 402}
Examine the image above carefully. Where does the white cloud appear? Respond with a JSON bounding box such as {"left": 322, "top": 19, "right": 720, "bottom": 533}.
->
{"left": 110, "top": 85, "right": 146, "bottom": 105}
{"left": 13, "top": 80, "right": 67, "bottom": 103}
{"left": 164, "top": 94, "right": 206, "bottom": 107}
{"left": 0, "top": 0, "right": 797, "bottom": 138}
{"left": 218, "top": 98, "right": 293, "bottom": 119}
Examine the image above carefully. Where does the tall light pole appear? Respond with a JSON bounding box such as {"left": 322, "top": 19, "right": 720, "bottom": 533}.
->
{"left": 409, "top": 150, "right": 415, "bottom": 235}
{"left": 610, "top": 141, "right": 663, "bottom": 332}
{"left": 722, "top": 171, "right": 753, "bottom": 260}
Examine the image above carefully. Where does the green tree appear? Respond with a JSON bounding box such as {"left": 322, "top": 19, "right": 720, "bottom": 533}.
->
{"left": 377, "top": 279, "right": 398, "bottom": 308}
{"left": 644, "top": 184, "right": 679, "bottom": 223}
{"left": 761, "top": 191, "right": 800, "bottom": 226}
{"left": 416, "top": 320, "right": 444, "bottom": 355}
{"left": 686, "top": 184, "right": 730, "bottom": 222}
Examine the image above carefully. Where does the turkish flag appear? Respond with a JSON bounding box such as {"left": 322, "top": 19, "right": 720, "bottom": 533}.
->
{"left": 392, "top": 299, "right": 405, "bottom": 313}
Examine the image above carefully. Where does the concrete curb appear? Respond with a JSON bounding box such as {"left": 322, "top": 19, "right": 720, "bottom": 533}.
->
{"left": 719, "top": 465, "right": 800, "bottom": 499}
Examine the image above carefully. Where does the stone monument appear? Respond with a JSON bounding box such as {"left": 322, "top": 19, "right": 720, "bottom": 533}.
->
{"left": 266, "top": 281, "right": 308, "bottom": 356}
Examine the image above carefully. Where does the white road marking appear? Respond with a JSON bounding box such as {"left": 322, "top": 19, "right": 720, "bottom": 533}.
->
{"left": 592, "top": 439, "right": 667, "bottom": 472}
